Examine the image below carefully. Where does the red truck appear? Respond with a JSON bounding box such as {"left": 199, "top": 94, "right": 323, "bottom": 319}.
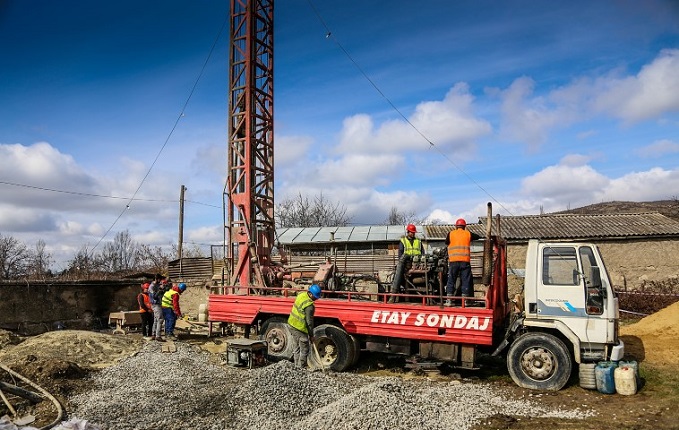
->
{"left": 208, "top": 230, "right": 624, "bottom": 391}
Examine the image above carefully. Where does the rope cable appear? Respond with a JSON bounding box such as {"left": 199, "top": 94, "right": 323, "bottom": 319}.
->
{"left": 305, "top": 0, "right": 514, "bottom": 217}
{"left": 87, "top": 14, "right": 229, "bottom": 256}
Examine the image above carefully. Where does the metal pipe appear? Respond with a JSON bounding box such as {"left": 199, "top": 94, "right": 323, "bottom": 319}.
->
{"left": 482, "top": 202, "right": 493, "bottom": 285}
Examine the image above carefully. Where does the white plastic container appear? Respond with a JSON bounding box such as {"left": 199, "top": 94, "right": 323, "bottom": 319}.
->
{"left": 614, "top": 365, "right": 637, "bottom": 395}
{"left": 198, "top": 304, "right": 207, "bottom": 322}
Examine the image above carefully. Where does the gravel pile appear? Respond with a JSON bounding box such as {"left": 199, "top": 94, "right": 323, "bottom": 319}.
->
{"left": 67, "top": 341, "right": 594, "bottom": 430}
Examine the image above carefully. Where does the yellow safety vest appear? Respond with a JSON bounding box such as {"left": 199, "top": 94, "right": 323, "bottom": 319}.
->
{"left": 161, "top": 289, "right": 178, "bottom": 308}
{"left": 447, "top": 229, "right": 471, "bottom": 262}
{"left": 400, "top": 237, "right": 422, "bottom": 256}
{"left": 288, "top": 292, "right": 314, "bottom": 334}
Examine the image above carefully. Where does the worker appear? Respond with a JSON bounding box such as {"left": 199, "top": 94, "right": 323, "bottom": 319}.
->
{"left": 388, "top": 224, "right": 425, "bottom": 303}
{"left": 161, "top": 282, "right": 186, "bottom": 340}
{"left": 137, "top": 283, "right": 153, "bottom": 339}
{"left": 398, "top": 224, "right": 425, "bottom": 259}
{"left": 445, "top": 218, "right": 481, "bottom": 306}
{"left": 287, "top": 284, "right": 321, "bottom": 368}
{"left": 148, "top": 277, "right": 166, "bottom": 341}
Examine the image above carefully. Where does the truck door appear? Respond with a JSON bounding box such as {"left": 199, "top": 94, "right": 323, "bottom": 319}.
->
{"left": 536, "top": 244, "right": 608, "bottom": 343}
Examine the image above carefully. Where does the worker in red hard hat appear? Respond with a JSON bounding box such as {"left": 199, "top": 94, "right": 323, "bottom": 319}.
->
{"left": 161, "top": 282, "right": 187, "bottom": 340}
{"left": 388, "top": 223, "right": 426, "bottom": 303}
{"left": 138, "top": 283, "right": 153, "bottom": 340}
{"left": 445, "top": 218, "right": 480, "bottom": 306}
{"left": 288, "top": 284, "right": 321, "bottom": 368}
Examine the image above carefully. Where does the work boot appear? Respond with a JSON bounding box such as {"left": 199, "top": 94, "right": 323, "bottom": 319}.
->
{"left": 444, "top": 294, "right": 453, "bottom": 307}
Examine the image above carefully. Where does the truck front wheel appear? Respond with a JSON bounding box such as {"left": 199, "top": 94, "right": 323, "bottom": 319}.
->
{"left": 507, "top": 332, "right": 572, "bottom": 391}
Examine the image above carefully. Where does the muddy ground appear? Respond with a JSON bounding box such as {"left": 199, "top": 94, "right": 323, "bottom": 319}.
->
{"left": 0, "top": 302, "right": 678, "bottom": 430}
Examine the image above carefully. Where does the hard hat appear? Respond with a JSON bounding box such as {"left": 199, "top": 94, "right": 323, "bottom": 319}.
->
{"left": 142, "top": 283, "right": 150, "bottom": 291}
{"left": 406, "top": 224, "right": 417, "bottom": 233}
{"left": 455, "top": 218, "right": 467, "bottom": 227}
{"left": 308, "top": 284, "right": 322, "bottom": 300}
{"left": 178, "top": 283, "right": 187, "bottom": 292}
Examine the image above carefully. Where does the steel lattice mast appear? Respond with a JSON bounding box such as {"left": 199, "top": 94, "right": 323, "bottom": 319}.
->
{"left": 225, "top": 0, "right": 274, "bottom": 287}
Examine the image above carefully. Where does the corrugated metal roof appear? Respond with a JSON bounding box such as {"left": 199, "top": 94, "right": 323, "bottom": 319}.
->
{"left": 478, "top": 212, "right": 679, "bottom": 240}
{"left": 276, "top": 225, "right": 410, "bottom": 244}
{"left": 276, "top": 213, "right": 679, "bottom": 245}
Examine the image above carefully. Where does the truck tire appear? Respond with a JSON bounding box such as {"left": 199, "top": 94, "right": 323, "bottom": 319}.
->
{"left": 260, "top": 317, "right": 294, "bottom": 361}
{"left": 350, "top": 334, "right": 361, "bottom": 366}
{"left": 309, "top": 324, "right": 354, "bottom": 372}
{"left": 507, "top": 332, "right": 572, "bottom": 391}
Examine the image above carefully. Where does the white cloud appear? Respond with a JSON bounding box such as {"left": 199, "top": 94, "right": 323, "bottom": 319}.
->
{"left": 337, "top": 83, "right": 491, "bottom": 155}
{"left": 599, "top": 167, "right": 679, "bottom": 201}
{"left": 274, "top": 135, "right": 314, "bottom": 167}
{"left": 636, "top": 139, "right": 679, "bottom": 158}
{"left": 496, "top": 50, "right": 679, "bottom": 149}
{"left": 592, "top": 49, "right": 679, "bottom": 122}
{"left": 515, "top": 160, "right": 679, "bottom": 213}
{"left": 187, "top": 225, "right": 222, "bottom": 244}
{"left": 497, "top": 77, "right": 579, "bottom": 149}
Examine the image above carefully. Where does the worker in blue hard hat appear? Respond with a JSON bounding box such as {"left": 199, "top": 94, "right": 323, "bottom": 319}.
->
{"left": 161, "top": 282, "right": 187, "bottom": 340}
{"left": 287, "top": 284, "right": 321, "bottom": 368}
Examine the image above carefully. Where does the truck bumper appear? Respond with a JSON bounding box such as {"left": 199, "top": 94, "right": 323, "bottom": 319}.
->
{"left": 610, "top": 339, "right": 625, "bottom": 361}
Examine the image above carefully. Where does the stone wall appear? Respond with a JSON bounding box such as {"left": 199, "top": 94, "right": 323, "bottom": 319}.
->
{"left": 0, "top": 280, "right": 142, "bottom": 335}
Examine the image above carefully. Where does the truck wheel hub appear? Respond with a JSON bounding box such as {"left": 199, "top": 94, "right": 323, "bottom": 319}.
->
{"left": 521, "top": 348, "right": 555, "bottom": 380}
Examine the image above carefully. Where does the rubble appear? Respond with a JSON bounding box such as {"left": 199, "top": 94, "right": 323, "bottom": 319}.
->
{"left": 67, "top": 342, "right": 593, "bottom": 430}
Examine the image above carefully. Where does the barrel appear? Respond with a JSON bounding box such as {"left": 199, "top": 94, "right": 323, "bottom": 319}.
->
{"left": 579, "top": 363, "right": 597, "bottom": 390}
{"left": 595, "top": 361, "right": 617, "bottom": 394}
{"left": 614, "top": 366, "right": 637, "bottom": 395}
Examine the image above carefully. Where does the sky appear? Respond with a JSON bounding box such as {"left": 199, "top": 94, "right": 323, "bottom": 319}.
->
{"left": 1, "top": 0, "right": 679, "bottom": 269}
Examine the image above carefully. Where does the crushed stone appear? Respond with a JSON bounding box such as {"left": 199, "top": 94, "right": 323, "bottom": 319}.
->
{"left": 67, "top": 341, "right": 594, "bottom": 430}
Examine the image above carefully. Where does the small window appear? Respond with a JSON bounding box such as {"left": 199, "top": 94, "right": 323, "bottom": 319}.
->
{"left": 580, "top": 246, "right": 604, "bottom": 315}
{"left": 542, "top": 246, "right": 578, "bottom": 286}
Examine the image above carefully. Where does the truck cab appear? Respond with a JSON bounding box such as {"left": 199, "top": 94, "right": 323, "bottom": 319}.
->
{"left": 504, "top": 239, "right": 624, "bottom": 390}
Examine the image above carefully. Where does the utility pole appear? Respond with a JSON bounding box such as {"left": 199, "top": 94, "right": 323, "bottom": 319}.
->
{"left": 178, "top": 185, "right": 186, "bottom": 260}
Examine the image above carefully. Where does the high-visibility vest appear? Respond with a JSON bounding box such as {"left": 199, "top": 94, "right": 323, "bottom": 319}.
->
{"left": 288, "top": 292, "right": 314, "bottom": 334}
{"left": 161, "top": 289, "right": 178, "bottom": 308}
{"left": 447, "top": 228, "right": 471, "bottom": 262}
{"left": 400, "top": 237, "right": 422, "bottom": 256}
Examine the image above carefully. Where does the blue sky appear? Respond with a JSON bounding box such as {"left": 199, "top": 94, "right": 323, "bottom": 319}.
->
{"left": 1, "top": 0, "right": 679, "bottom": 268}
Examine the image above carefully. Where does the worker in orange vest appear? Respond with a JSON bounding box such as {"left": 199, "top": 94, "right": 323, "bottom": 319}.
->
{"left": 137, "top": 283, "right": 153, "bottom": 339}
{"left": 445, "top": 218, "right": 480, "bottom": 306}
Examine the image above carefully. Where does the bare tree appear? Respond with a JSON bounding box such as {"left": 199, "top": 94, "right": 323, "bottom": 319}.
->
{"left": 65, "top": 245, "right": 95, "bottom": 279}
{"left": 98, "top": 230, "right": 140, "bottom": 273}
{"left": 28, "top": 239, "right": 53, "bottom": 279}
{"left": 138, "top": 244, "right": 172, "bottom": 274}
{"left": 276, "top": 192, "right": 351, "bottom": 227}
{"left": 382, "top": 206, "right": 426, "bottom": 225}
{"left": 0, "top": 234, "right": 30, "bottom": 280}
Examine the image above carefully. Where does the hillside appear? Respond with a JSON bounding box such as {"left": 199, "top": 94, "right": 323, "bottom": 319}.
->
{"left": 555, "top": 200, "right": 679, "bottom": 221}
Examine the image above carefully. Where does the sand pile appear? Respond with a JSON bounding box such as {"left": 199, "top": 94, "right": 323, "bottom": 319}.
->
{"left": 0, "top": 330, "right": 141, "bottom": 370}
{"left": 620, "top": 301, "right": 679, "bottom": 366}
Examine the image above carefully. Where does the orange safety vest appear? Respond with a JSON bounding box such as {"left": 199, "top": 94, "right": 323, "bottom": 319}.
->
{"left": 447, "top": 229, "right": 471, "bottom": 262}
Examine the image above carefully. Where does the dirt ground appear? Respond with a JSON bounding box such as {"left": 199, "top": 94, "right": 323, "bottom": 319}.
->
{"left": 0, "top": 303, "right": 678, "bottom": 429}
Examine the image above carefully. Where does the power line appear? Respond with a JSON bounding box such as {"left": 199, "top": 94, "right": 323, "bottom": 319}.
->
{"left": 0, "top": 180, "right": 221, "bottom": 208}
{"left": 305, "top": 0, "right": 514, "bottom": 217}
{"left": 88, "top": 14, "right": 230, "bottom": 255}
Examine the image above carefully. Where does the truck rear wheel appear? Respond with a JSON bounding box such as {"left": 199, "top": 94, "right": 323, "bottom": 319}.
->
{"left": 309, "top": 324, "right": 355, "bottom": 372}
{"left": 507, "top": 332, "right": 572, "bottom": 391}
{"left": 260, "top": 317, "right": 294, "bottom": 361}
